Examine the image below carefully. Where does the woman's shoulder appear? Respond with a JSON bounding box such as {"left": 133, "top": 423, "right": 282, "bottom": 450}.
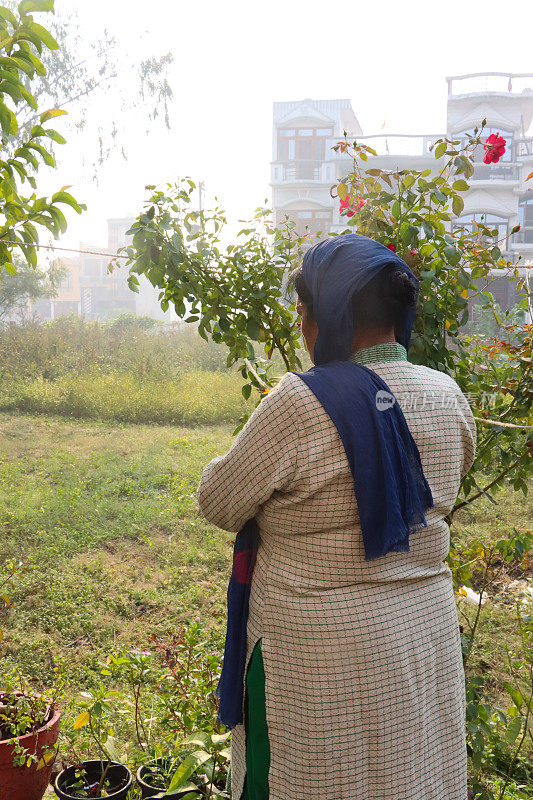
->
{"left": 397, "top": 361, "right": 466, "bottom": 393}
{"left": 258, "top": 371, "right": 328, "bottom": 425}
{"left": 265, "top": 370, "right": 315, "bottom": 406}
{"left": 400, "top": 363, "right": 474, "bottom": 417}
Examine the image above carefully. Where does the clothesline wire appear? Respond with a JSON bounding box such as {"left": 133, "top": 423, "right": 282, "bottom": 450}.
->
{"left": 4, "top": 240, "right": 129, "bottom": 259}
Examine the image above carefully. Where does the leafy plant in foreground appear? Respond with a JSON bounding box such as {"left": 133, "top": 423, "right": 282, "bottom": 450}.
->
{"left": 0, "top": 0, "right": 84, "bottom": 278}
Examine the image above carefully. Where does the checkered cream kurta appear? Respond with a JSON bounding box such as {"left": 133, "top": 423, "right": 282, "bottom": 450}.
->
{"left": 197, "top": 342, "right": 477, "bottom": 800}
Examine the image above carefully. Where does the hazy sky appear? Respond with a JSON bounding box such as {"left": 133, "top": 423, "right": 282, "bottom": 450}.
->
{"left": 44, "top": 0, "right": 533, "bottom": 252}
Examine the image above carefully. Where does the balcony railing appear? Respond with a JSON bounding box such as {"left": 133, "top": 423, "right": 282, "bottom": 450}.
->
{"left": 271, "top": 160, "right": 335, "bottom": 183}
{"left": 472, "top": 162, "right": 521, "bottom": 181}
{"left": 282, "top": 161, "right": 321, "bottom": 180}
{"left": 447, "top": 72, "right": 533, "bottom": 96}
{"left": 326, "top": 133, "right": 441, "bottom": 158}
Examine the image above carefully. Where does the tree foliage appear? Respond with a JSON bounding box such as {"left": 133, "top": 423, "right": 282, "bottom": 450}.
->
{"left": 124, "top": 126, "right": 531, "bottom": 513}
{"left": 122, "top": 181, "right": 306, "bottom": 413}
{"left": 2, "top": 0, "right": 174, "bottom": 172}
{"left": 0, "top": 0, "right": 84, "bottom": 275}
{"left": 0, "top": 254, "right": 63, "bottom": 320}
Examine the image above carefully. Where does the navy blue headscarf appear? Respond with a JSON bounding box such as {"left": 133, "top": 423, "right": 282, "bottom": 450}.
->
{"left": 215, "top": 233, "right": 434, "bottom": 730}
{"left": 301, "top": 234, "right": 417, "bottom": 361}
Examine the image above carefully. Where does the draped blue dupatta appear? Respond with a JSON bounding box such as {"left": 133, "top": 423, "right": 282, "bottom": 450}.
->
{"left": 215, "top": 234, "right": 434, "bottom": 729}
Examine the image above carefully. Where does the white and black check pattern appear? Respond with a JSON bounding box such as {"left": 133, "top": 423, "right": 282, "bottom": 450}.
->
{"left": 198, "top": 351, "right": 476, "bottom": 800}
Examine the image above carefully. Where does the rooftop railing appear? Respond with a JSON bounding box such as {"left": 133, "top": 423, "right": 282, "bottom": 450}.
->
{"left": 446, "top": 72, "right": 533, "bottom": 96}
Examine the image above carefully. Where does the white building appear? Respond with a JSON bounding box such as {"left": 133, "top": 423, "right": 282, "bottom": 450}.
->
{"left": 271, "top": 73, "right": 533, "bottom": 317}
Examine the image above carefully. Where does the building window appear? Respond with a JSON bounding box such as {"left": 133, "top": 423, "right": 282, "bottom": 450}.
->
{"left": 59, "top": 272, "right": 73, "bottom": 291}
{"left": 277, "top": 209, "right": 333, "bottom": 239}
{"left": 288, "top": 140, "right": 295, "bottom": 160}
{"left": 517, "top": 198, "right": 533, "bottom": 244}
{"left": 453, "top": 213, "right": 508, "bottom": 243}
{"left": 83, "top": 260, "right": 102, "bottom": 279}
{"left": 277, "top": 126, "right": 333, "bottom": 163}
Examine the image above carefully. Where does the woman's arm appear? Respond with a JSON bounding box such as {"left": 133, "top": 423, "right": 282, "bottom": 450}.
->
{"left": 197, "top": 373, "right": 300, "bottom": 532}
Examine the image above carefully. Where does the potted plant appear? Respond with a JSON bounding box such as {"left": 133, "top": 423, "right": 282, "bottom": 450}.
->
{"left": 135, "top": 733, "right": 232, "bottom": 800}
{"left": 0, "top": 676, "right": 61, "bottom": 800}
{"left": 54, "top": 759, "right": 132, "bottom": 799}
{"left": 54, "top": 682, "right": 132, "bottom": 799}
{"left": 136, "top": 756, "right": 192, "bottom": 799}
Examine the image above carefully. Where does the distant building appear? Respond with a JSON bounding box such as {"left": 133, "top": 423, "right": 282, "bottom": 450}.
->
{"left": 50, "top": 257, "right": 80, "bottom": 318}
{"left": 78, "top": 217, "right": 136, "bottom": 320}
{"left": 39, "top": 218, "right": 172, "bottom": 322}
{"left": 271, "top": 73, "right": 533, "bottom": 319}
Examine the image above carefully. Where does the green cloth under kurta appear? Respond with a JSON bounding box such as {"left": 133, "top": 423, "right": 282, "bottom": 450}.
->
{"left": 240, "top": 639, "right": 270, "bottom": 800}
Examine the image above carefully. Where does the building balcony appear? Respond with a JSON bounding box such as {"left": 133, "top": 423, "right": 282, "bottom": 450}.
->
{"left": 271, "top": 160, "right": 335, "bottom": 184}
{"left": 471, "top": 161, "right": 521, "bottom": 182}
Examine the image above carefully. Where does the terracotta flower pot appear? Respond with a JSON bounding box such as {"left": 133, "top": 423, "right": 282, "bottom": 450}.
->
{"left": 0, "top": 700, "right": 61, "bottom": 800}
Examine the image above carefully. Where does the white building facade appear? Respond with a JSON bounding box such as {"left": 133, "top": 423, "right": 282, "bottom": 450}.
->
{"left": 271, "top": 74, "right": 533, "bottom": 317}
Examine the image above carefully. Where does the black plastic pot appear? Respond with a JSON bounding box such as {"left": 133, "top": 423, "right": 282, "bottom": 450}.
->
{"left": 136, "top": 759, "right": 191, "bottom": 800}
{"left": 54, "top": 760, "right": 133, "bottom": 800}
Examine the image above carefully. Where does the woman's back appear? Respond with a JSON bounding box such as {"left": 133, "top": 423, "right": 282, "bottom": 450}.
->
{"left": 253, "top": 350, "right": 476, "bottom": 587}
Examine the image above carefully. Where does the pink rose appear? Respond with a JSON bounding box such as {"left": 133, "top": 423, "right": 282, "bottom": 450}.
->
{"left": 340, "top": 195, "right": 366, "bottom": 217}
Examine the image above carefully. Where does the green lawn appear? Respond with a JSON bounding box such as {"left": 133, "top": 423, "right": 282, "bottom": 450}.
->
{"left": 0, "top": 413, "right": 233, "bottom": 686}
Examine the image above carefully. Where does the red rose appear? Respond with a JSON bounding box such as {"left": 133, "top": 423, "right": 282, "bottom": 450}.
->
{"left": 483, "top": 132, "right": 506, "bottom": 165}
{"left": 386, "top": 243, "right": 397, "bottom": 253}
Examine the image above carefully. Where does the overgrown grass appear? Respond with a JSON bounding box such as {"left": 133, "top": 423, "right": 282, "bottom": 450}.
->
{"left": 0, "top": 315, "right": 231, "bottom": 380}
{"left": 0, "top": 316, "right": 259, "bottom": 424}
{"left": 0, "top": 370, "right": 249, "bottom": 425}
